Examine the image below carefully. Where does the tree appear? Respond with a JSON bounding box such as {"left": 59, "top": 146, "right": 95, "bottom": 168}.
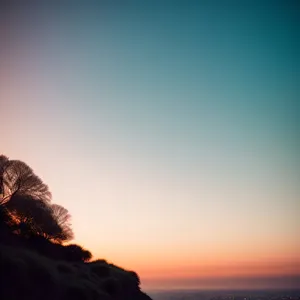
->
{"left": 0, "top": 155, "right": 73, "bottom": 243}
{"left": 7, "top": 195, "right": 53, "bottom": 237}
{"left": 50, "top": 204, "right": 74, "bottom": 242}
{"left": 0, "top": 156, "right": 51, "bottom": 204}
{"left": 5, "top": 195, "right": 74, "bottom": 242}
{"left": 0, "top": 155, "right": 9, "bottom": 202}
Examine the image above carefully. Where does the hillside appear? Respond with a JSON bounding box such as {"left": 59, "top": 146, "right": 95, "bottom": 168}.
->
{"left": 0, "top": 155, "right": 152, "bottom": 300}
{"left": 0, "top": 241, "right": 152, "bottom": 300}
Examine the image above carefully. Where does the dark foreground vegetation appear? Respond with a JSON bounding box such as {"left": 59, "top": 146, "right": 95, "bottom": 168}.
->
{"left": 0, "top": 155, "right": 152, "bottom": 300}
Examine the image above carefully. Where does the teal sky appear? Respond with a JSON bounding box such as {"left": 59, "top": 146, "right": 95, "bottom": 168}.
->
{"left": 1, "top": 1, "right": 299, "bottom": 289}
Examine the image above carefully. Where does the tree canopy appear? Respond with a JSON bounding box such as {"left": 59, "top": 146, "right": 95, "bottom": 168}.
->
{"left": 0, "top": 155, "right": 73, "bottom": 243}
{"left": 0, "top": 155, "right": 51, "bottom": 204}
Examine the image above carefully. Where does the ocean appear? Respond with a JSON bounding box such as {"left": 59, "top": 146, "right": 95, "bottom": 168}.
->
{"left": 147, "top": 289, "right": 300, "bottom": 300}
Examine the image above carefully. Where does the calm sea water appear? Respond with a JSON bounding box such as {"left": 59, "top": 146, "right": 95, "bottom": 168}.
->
{"left": 147, "top": 290, "right": 300, "bottom": 300}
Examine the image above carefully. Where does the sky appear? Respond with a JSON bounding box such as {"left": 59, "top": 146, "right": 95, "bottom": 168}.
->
{"left": 0, "top": 1, "right": 299, "bottom": 290}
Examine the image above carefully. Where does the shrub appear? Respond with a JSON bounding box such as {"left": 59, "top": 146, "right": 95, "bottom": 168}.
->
{"left": 64, "top": 244, "right": 92, "bottom": 262}
{"left": 128, "top": 270, "right": 141, "bottom": 286}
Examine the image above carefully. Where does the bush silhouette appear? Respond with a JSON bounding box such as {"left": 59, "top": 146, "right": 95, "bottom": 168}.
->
{"left": 64, "top": 244, "right": 92, "bottom": 262}
{"left": 128, "top": 270, "right": 141, "bottom": 286}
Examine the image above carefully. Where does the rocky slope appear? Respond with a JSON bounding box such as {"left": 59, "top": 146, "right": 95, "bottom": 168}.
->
{"left": 0, "top": 243, "right": 152, "bottom": 300}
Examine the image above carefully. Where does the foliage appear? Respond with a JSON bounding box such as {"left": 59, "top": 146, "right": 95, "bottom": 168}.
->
{"left": 128, "top": 270, "right": 141, "bottom": 286}
{"left": 64, "top": 244, "right": 93, "bottom": 262}
{"left": 0, "top": 155, "right": 73, "bottom": 243}
{"left": 50, "top": 204, "right": 74, "bottom": 242}
{"left": 0, "top": 155, "right": 51, "bottom": 204}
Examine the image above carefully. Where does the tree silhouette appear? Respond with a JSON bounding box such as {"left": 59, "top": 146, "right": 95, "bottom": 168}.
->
{"left": 0, "top": 155, "right": 73, "bottom": 243}
{"left": 5, "top": 195, "right": 69, "bottom": 241}
{"left": 0, "top": 155, "right": 9, "bottom": 202}
{"left": 0, "top": 156, "right": 16, "bottom": 235}
{"left": 50, "top": 204, "right": 74, "bottom": 242}
{"left": 0, "top": 156, "right": 51, "bottom": 204}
